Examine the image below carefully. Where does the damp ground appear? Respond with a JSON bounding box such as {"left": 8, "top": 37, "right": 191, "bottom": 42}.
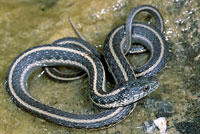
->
{"left": 0, "top": 0, "right": 199, "bottom": 134}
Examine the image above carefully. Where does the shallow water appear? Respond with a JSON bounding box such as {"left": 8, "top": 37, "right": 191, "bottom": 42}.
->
{"left": 0, "top": 0, "right": 199, "bottom": 134}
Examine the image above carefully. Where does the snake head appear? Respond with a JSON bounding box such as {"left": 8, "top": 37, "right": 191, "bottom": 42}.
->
{"left": 126, "top": 76, "right": 159, "bottom": 103}
{"left": 115, "top": 76, "right": 159, "bottom": 107}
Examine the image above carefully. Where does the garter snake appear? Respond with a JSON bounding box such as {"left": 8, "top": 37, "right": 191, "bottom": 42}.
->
{"left": 5, "top": 5, "right": 168, "bottom": 129}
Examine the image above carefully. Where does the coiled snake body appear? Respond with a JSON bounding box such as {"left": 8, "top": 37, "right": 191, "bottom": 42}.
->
{"left": 5, "top": 5, "right": 168, "bottom": 129}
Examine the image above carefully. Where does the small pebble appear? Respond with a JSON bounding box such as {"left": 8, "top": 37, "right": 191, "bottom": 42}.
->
{"left": 142, "top": 117, "right": 167, "bottom": 134}
{"left": 153, "top": 117, "right": 167, "bottom": 134}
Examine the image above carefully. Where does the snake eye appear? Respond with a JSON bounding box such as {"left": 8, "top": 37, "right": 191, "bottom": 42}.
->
{"left": 144, "top": 85, "right": 150, "bottom": 91}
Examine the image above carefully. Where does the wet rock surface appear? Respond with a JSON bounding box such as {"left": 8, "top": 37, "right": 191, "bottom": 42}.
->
{"left": 0, "top": 0, "right": 199, "bottom": 134}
